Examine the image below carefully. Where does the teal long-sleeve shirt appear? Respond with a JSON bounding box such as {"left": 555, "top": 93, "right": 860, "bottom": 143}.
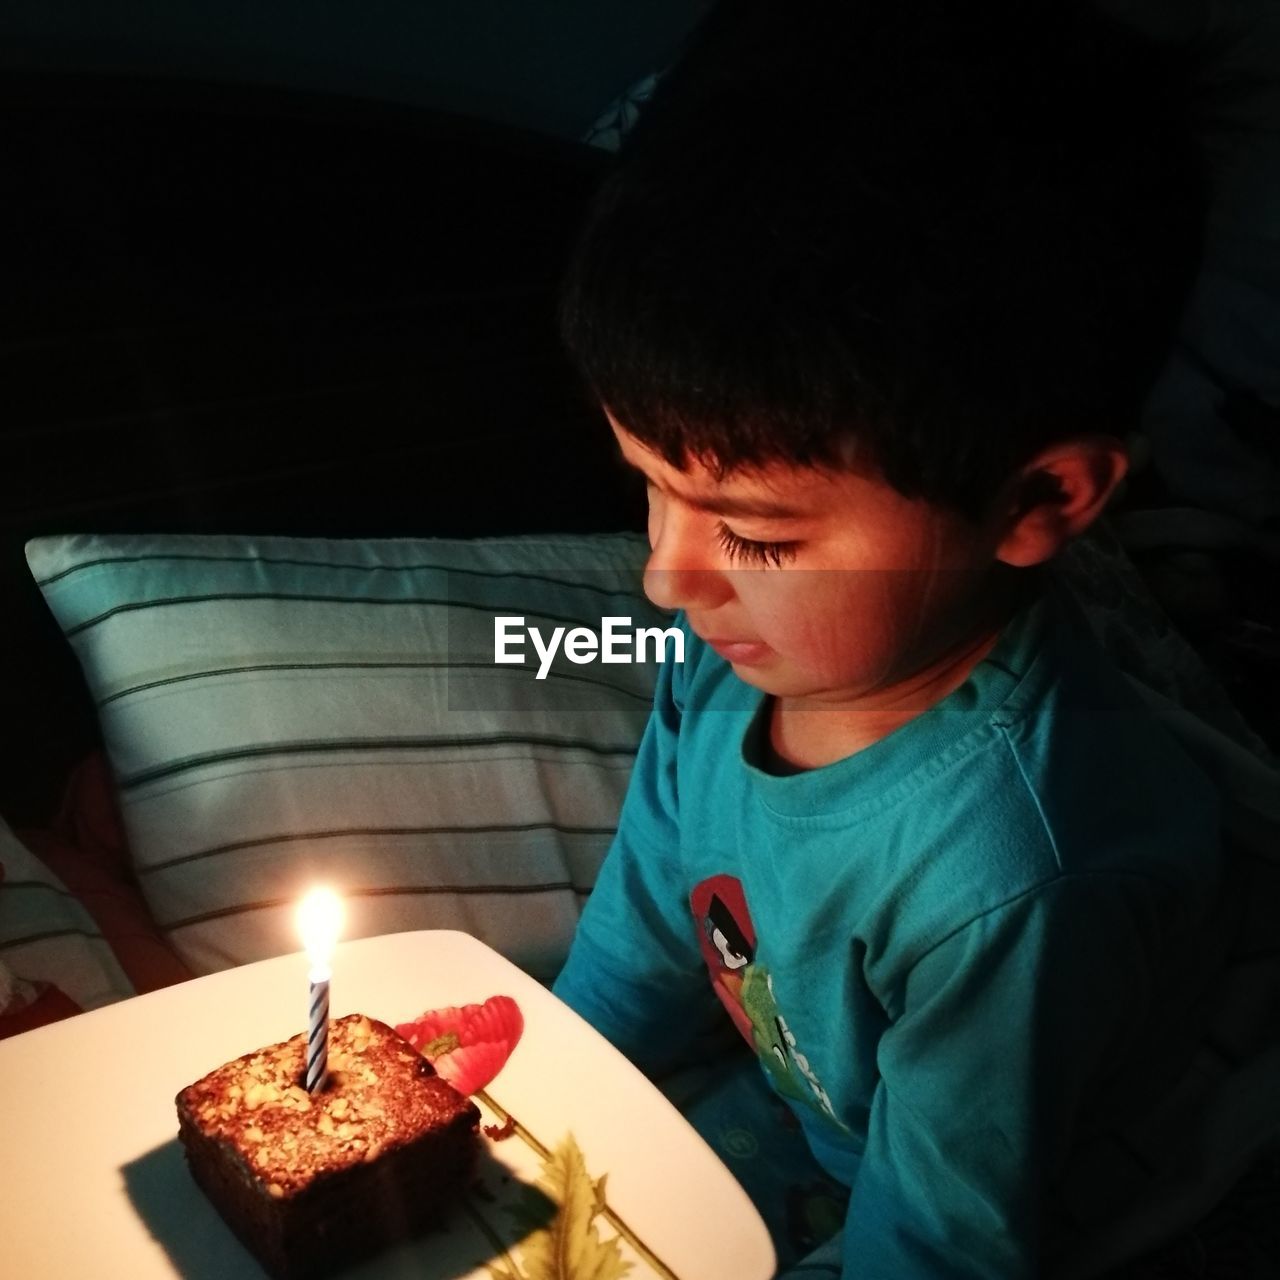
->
{"left": 554, "top": 589, "right": 1233, "bottom": 1278}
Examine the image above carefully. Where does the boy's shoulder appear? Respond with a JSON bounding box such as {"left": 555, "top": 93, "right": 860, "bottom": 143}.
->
{"left": 993, "top": 585, "right": 1222, "bottom": 882}
{"left": 673, "top": 591, "right": 1222, "bottom": 910}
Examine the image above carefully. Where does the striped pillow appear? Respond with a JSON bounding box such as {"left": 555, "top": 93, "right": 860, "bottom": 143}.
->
{"left": 26, "top": 532, "right": 665, "bottom": 982}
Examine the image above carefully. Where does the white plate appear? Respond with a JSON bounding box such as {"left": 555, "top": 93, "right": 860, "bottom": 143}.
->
{"left": 0, "top": 930, "right": 776, "bottom": 1280}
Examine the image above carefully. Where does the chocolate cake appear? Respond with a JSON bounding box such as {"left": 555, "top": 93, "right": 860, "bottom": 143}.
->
{"left": 176, "top": 1013, "right": 480, "bottom": 1280}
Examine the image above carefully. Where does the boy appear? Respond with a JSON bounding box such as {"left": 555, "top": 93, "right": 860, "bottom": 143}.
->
{"left": 553, "top": 1, "right": 1277, "bottom": 1277}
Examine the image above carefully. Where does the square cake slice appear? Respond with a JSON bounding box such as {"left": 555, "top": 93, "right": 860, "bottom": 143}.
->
{"left": 176, "top": 1013, "right": 480, "bottom": 1280}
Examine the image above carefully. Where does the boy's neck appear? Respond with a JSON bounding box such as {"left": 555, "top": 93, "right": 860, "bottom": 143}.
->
{"left": 764, "top": 576, "right": 1028, "bottom": 772}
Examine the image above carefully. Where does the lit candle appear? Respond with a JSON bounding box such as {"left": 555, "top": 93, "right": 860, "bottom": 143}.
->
{"left": 297, "top": 888, "right": 344, "bottom": 1094}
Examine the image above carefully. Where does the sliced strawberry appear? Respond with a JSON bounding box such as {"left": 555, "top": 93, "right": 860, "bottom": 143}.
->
{"left": 396, "top": 994, "right": 523, "bottom": 1095}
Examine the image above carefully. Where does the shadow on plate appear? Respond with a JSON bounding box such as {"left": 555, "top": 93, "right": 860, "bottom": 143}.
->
{"left": 122, "top": 1138, "right": 553, "bottom": 1278}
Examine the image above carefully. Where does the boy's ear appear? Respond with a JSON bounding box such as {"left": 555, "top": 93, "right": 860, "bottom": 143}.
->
{"left": 994, "top": 437, "right": 1129, "bottom": 568}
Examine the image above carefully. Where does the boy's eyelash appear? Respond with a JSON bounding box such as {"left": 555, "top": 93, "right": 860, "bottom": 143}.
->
{"left": 715, "top": 523, "right": 798, "bottom": 568}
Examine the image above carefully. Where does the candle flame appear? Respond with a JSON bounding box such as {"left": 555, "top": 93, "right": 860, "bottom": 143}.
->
{"left": 297, "top": 888, "right": 344, "bottom": 976}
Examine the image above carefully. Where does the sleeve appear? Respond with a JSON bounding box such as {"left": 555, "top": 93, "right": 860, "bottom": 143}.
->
{"left": 553, "top": 621, "right": 723, "bottom": 1077}
{"left": 836, "top": 874, "right": 1170, "bottom": 1280}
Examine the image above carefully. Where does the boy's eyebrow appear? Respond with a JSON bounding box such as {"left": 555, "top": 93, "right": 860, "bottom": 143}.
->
{"left": 613, "top": 451, "right": 807, "bottom": 520}
{"left": 689, "top": 492, "right": 807, "bottom": 520}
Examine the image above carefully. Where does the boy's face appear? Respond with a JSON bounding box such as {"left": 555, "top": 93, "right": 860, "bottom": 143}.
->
{"left": 610, "top": 415, "right": 1008, "bottom": 708}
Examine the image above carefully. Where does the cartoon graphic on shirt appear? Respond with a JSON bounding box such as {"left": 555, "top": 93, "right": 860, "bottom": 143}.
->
{"left": 693, "top": 875, "right": 758, "bottom": 1044}
{"left": 690, "top": 874, "right": 840, "bottom": 1124}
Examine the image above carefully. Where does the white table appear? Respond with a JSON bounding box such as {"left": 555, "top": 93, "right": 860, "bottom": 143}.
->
{"left": 0, "top": 930, "right": 774, "bottom": 1280}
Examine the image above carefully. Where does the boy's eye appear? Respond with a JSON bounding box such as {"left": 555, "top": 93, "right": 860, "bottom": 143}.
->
{"left": 715, "top": 523, "right": 798, "bottom": 568}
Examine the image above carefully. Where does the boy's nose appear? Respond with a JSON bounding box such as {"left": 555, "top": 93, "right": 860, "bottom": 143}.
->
{"left": 643, "top": 535, "right": 735, "bottom": 610}
{"left": 643, "top": 493, "right": 735, "bottom": 611}
{"left": 643, "top": 562, "right": 734, "bottom": 612}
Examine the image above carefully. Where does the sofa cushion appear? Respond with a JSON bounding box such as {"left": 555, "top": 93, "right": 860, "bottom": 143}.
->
{"left": 27, "top": 531, "right": 664, "bottom": 982}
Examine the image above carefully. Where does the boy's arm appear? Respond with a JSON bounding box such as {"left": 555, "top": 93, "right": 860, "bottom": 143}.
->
{"left": 554, "top": 627, "right": 722, "bottom": 1078}
{"left": 837, "top": 874, "right": 1172, "bottom": 1279}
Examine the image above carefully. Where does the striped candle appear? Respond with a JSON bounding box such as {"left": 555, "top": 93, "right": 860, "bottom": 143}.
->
{"left": 297, "top": 888, "right": 344, "bottom": 1095}
{"left": 306, "top": 971, "right": 331, "bottom": 1092}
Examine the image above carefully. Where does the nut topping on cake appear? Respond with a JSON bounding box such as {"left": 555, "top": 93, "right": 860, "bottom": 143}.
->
{"left": 176, "top": 1014, "right": 480, "bottom": 1280}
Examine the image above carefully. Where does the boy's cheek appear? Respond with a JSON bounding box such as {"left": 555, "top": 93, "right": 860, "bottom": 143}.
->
{"left": 747, "top": 581, "right": 928, "bottom": 680}
{"left": 644, "top": 485, "right": 663, "bottom": 549}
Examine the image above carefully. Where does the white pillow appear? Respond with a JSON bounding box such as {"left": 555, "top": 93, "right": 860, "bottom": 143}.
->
{"left": 27, "top": 532, "right": 664, "bottom": 982}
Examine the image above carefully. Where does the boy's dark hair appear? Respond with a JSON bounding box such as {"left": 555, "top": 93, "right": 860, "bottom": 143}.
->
{"left": 560, "top": 0, "right": 1205, "bottom": 517}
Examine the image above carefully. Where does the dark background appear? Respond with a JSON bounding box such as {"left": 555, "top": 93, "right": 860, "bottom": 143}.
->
{"left": 0, "top": 70, "right": 651, "bottom": 823}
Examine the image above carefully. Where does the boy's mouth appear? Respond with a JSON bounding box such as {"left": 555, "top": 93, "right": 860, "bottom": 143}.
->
{"left": 704, "top": 637, "right": 772, "bottom": 666}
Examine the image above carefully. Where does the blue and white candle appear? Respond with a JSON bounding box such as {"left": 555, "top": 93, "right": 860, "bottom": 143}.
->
{"left": 297, "top": 888, "right": 344, "bottom": 1094}
{"left": 305, "top": 971, "right": 330, "bottom": 1092}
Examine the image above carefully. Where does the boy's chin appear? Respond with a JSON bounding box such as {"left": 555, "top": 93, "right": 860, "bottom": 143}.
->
{"left": 721, "top": 658, "right": 844, "bottom": 703}
{"left": 724, "top": 655, "right": 942, "bottom": 708}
